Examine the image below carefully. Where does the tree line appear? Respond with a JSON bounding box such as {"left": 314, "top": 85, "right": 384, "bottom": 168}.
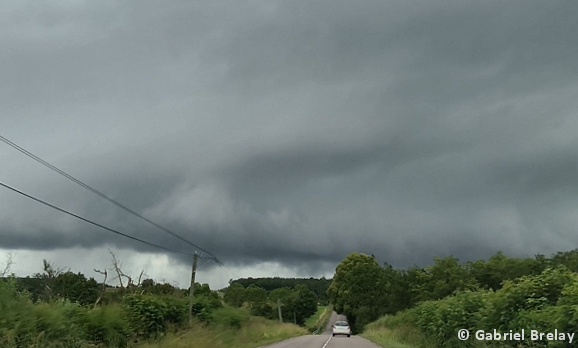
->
{"left": 222, "top": 281, "right": 319, "bottom": 326}
{"left": 229, "top": 276, "right": 332, "bottom": 305}
{"left": 328, "top": 249, "right": 578, "bottom": 334}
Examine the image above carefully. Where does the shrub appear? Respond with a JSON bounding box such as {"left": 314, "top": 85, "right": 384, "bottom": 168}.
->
{"left": 480, "top": 266, "right": 574, "bottom": 331}
{"left": 123, "top": 294, "right": 169, "bottom": 339}
{"left": 211, "top": 306, "right": 250, "bottom": 329}
{"left": 76, "top": 305, "right": 130, "bottom": 347}
{"left": 162, "top": 296, "right": 188, "bottom": 326}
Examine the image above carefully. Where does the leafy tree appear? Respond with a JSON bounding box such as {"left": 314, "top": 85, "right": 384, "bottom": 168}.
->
{"left": 51, "top": 271, "right": 99, "bottom": 305}
{"left": 141, "top": 279, "right": 155, "bottom": 288}
{"left": 550, "top": 249, "right": 578, "bottom": 272}
{"left": 269, "top": 287, "right": 293, "bottom": 303}
{"left": 232, "top": 277, "right": 332, "bottom": 304}
{"left": 148, "top": 282, "right": 176, "bottom": 295}
{"left": 183, "top": 282, "right": 211, "bottom": 297}
{"left": 467, "top": 251, "right": 543, "bottom": 291}
{"left": 285, "top": 284, "right": 318, "bottom": 326}
{"left": 416, "top": 255, "right": 478, "bottom": 301}
{"left": 224, "top": 283, "right": 245, "bottom": 307}
{"left": 327, "top": 252, "right": 387, "bottom": 333}
{"left": 381, "top": 262, "right": 412, "bottom": 314}
{"left": 244, "top": 284, "right": 267, "bottom": 306}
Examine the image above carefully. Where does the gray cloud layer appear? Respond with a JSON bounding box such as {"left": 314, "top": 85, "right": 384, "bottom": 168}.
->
{"left": 2, "top": 0, "right": 578, "bottom": 273}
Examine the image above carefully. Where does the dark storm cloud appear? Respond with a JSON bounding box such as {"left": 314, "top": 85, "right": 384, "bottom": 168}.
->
{"left": 2, "top": 0, "right": 578, "bottom": 275}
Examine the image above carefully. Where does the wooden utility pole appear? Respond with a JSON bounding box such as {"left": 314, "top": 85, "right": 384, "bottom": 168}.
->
{"left": 188, "top": 252, "right": 199, "bottom": 324}
{"left": 277, "top": 298, "right": 283, "bottom": 323}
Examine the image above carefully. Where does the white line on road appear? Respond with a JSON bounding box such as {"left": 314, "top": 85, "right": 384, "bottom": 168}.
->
{"left": 321, "top": 334, "right": 332, "bottom": 348}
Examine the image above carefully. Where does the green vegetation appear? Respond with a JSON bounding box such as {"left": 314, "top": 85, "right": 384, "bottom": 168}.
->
{"left": 304, "top": 305, "right": 328, "bottom": 331}
{"left": 329, "top": 249, "right": 578, "bottom": 347}
{"left": 231, "top": 277, "right": 332, "bottom": 305}
{"left": 222, "top": 282, "right": 319, "bottom": 326}
{"left": 135, "top": 311, "right": 307, "bottom": 348}
{"left": 0, "top": 254, "right": 328, "bottom": 347}
{"left": 0, "top": 256, "right": 315, "bottom": 348}
{"left": 0, "top": 275, "right": 222, "bottom": 347}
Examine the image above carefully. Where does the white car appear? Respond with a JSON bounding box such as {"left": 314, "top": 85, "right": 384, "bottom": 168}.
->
{"left": 332, "top": 320, "right": 351, "bottom": 337}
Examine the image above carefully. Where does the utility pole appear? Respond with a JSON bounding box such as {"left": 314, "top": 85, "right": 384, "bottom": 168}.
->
{"left": 293, "top": 311, "right": 296, "bottom": 324}
{"left": 277, "top": 298, "right": 283, "bottom": 323}
{"left": 188, "top": 252, "right": 199, "bottom": 325}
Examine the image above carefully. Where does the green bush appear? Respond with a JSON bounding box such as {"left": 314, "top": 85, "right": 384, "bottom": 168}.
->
{"left": 123, "top": 294, "right": 169, "bottom": 338}
{"left": 122, "top": 294, "right": 217, "bottom": 338}
{"left": 377, "top": 266, "right": 578, "bottom": 348}
{"left": 480, "top": 267, "right": 574, "bottom": 331}
{"left": 1, "top": 278, "right": 232, "bottom": 347}
{"left": 76, "top": 305, "right": 130, "bottom": 347}
{"left": 250, "top": 302, "right": 274, "bottom": 318}
{"left": 0, "top": 288, "right": 87, "bottom": 348}
{"left": 161, "top": 296, "right": 188, "bottom": 326}
{"left": 509, "top": 306, "right": 563, "bottom": 347}
{"left": 211, "top": 306, "right": 250, "bottom": 328}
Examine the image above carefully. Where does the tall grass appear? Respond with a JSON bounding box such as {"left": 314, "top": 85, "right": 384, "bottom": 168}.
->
{"left": 1, "top": 278, "right": 131, "bottom": 347}
{"left": 0, "top": 278, "right": 307, "bottom": 348}
{"left": 304, "top": 306, "right": 327, "bottom": 330}
{"left": 361, "top": 312, "right": 436, "bottom": 348}
{"left": 135, "top": 315, "right": 308, "bottom": 348}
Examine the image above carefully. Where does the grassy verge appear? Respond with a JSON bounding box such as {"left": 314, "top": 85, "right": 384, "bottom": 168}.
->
{"left": 361, "top": 314, "right": 504, "bottom": 348}
{"left": 360, "top": 313, "right": 435, "bottom": 348}
{"left": 304, "top": 306, "right": 326, "bottom": 330}
{"left": 136, "top": 307, "right": 308, "bottom": 348}
{"left": 308, "top": 305, "right": 332, "bottom": 333}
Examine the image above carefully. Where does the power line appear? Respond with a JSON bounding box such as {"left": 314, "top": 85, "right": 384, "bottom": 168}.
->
{"left": 219, "top": 263, "right": 242, "bottom": 280}
{"left": 0, "top": 181, "right": 198, "bottom": 257}
{"left": 0, "top": 134, "right": 220, "bottom": 262}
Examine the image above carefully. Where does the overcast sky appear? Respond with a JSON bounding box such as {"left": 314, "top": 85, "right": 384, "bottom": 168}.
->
{"left": 1, "top": 0, "right": 578, "bottom": 289}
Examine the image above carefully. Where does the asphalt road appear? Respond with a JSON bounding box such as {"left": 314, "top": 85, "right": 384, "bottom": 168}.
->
{"left": 258, "top": 312, "right": 382, "bottom": 348}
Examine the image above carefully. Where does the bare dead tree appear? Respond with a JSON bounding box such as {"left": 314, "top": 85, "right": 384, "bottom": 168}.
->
{"left": 94, "top": 269, "right": 108, "bottom": 308}
{"left": 136, "top": 270, "right": 145, "bottom": 287}
{"left": 109, "top": 249, "right": 125, "bottom": 289}
{"left": 0, "top": 253, "right": 14, "bottom": 277}
{"left": 42, "top": 259, "right": 64, "bottom": 279}
{"left": 108, "top": 249, "right": 147, "bottom": 293}
{"left": 39, "top": 259, "right": 65, "bottom": 301}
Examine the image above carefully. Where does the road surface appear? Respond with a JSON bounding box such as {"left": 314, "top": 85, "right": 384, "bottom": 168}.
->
{"left": 258, "top": 312, "right": 382, "bottom": 348}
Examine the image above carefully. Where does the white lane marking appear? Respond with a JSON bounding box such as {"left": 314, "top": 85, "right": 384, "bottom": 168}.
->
{"left": 321, "top": 334, "right": 332, "bottom": 348}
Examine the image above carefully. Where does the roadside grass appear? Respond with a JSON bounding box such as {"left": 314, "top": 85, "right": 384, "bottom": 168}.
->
{"left": 1, "top": 276, "right": 305, "bottom": 348}
{"left": 135, "top": 310, "right": 308, "bottom": 348}
{"left": 305, "top": 306, "right": 327, "bottom": 329}
{"left": 361, "top": 313, "right": 503, "bottom": 348}
{"left": 306, "top": 305, "right": 332, "bottom": 333}
{"left": 360, "top": 313, "right": 434, "bottom": 348}
{"left": 362, "top": 324, "right": 425, "bottom": 348}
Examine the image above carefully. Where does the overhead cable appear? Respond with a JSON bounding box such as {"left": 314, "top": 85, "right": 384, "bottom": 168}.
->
{"left": 0, "top": 134, "right": 220, "bottom": 262}
{"left": 0, "top": 181, "right": 198, "bottom": 257}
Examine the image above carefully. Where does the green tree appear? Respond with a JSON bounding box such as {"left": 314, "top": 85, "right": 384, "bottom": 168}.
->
{"left": 244, "top": 284, "right": 267, "bottom": 306}
{"left": 467, "top": 251, "right": 543, "bottom": 291}
{"left": 416, "top": 255, "right": 478, "bottom": 301}
{"left": 224, "top": 283, "right": 245, "bottom": 307}
{"left": 327, "top": 252, "right": 387, "bottom": 333}
{"left": 52, "top": 271, "right": 99, "bottom": 305}
{"left": 149, "top": 282, "right": 176, "bottom": 295}
{"left": 141, "top": 279, "right": 155, "bottom": 288}
{"left": 231, "top": 277, "right": 332, "bottom": 304}
{"left": 286, "top": 284, "right": 318, "bottom": 326}
{"left": 550, "top": 249, "right": 578, "bottom": 272}
{"left": 381, "top": 262, "right": 412, "bottom": 314}
{"left": 269, "top": 287, "right": 293, "bottom": 303}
